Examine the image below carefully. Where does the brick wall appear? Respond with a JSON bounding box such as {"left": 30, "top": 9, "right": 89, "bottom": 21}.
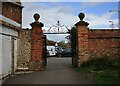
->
{"left": 76, "top": 28, "right": 120, "bottom": 66}
{"left": 2, "top": 2, "right": 22, "bottom": 24}
{"left": 17, "top": 27, "right": 43, "bottom": 70}
{"left": 88, "top": 29, "right": 120, "bottom": 58}
{"left": 17, "top": 29, "right": 31, "bottom": 69}
{"left": 18, "top": 13, "right": 44, "bottom": 70}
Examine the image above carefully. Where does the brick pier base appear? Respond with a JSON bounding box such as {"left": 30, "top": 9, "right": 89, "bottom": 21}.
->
{"left": 29, "top": 61, "right": 43, "bottom": 71}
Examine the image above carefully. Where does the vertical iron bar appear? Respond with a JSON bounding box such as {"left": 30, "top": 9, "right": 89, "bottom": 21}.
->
{"left": 57, "top": 21, "right": 60, "bottom": 33}
{"left": 118, "top": 1, "right": 120, "bottom": 29}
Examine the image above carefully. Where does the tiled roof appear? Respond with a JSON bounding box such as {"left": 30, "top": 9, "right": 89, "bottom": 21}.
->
{"left": 47, "top": 40, "right": 56, "bottom": 46}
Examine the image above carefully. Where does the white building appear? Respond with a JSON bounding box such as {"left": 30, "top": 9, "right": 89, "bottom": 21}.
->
{"left": 47, "top": 46, "right": 56, "bottom": 56}
{"left": 0, "top": 0, "right": 23, "bottom": 79}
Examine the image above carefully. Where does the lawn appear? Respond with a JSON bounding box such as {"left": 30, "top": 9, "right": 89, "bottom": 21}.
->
{"left": 75, "top": 67, "right": 120, "bottom": 85}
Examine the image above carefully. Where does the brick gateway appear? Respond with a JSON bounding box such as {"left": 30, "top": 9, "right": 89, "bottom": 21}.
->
{"left": 17, "top": 13, "right": 120, "bottom": 70}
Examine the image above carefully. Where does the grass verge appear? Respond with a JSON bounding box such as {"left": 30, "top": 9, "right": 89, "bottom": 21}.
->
{"left": 75, "top": 67, "right": 120, "bottom": 85}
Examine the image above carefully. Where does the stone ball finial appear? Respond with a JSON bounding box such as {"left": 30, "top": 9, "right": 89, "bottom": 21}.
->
{"left": 78, "top": 13, "right": 85, "bottom": 21}
{"left": 34, "top": 13, "right": 40, "bottom": 22}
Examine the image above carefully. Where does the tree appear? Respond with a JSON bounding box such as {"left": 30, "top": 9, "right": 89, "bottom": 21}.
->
{"left": 58, "top": 40, "right": 69, "bottom": 48}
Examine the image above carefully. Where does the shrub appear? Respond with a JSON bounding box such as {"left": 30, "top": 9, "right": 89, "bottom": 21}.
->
{"left": 81, "top": 54, "right": 118, "bottom": 71}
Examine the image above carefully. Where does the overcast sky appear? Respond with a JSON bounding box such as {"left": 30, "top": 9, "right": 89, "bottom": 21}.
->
{"left": 21, "top": 0, "right": 119, "bottom": 42}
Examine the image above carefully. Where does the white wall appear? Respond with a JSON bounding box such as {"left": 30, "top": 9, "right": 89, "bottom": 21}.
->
{"left": 14, "top": 39, "right": 18, "bottom": 71}
{"left": 2, "top": 35, "right": 12, "bottom": 78}
{"left": 0, "top": 25, "right": 3, "bottom": 79}
{"left": 0, "top": 34, "right": 2, "bottom": 79}
{"left": 0, "top": 14, "right": 21, "bottom": 27}
{"left": 2, "top": 25, "right": 18, "bottom": 37}
{"left": 0, "top": 25, "right": 18, "bottom": 79}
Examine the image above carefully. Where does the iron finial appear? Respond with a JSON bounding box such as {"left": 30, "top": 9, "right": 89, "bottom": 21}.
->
{"left": 34, "top": 13, "right": 40, "bottom": 22}
{"left": 78, "top": 13, "right": 85, "bottom": 21}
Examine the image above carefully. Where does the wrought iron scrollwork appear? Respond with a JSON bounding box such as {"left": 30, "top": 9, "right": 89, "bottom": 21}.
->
{"left": 43, "top": 21, "right": 70, "bottom": 34}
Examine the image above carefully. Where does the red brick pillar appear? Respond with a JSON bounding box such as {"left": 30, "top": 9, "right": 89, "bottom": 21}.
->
{"left": 75, "top": 13, "right": 89, "bottom": 67}
{"left": 29, "top": 13, "right": 44, "bottom": 70}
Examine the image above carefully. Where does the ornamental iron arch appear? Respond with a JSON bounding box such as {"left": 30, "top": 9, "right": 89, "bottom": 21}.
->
{"left": 43, "top": 21, "right": 71, "bottom": 34}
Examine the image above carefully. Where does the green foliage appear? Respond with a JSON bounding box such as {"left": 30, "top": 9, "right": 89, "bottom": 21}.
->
{"left": 75, "top": 54, "right": 120, "bottom": 85}
{"left": 75, "top": 67, "right": 120, "bottom": 85}
{"left": 93, "top": 69, "right": 120, "bottom": 85}
{"left": 75, "top": 67, "right": 94, "bottom": 73}
{"left": 81, "top": 54, "right": 118, "bottom": 71}
{"left": 58, "top": 40, "right": 69, "bottom": 48}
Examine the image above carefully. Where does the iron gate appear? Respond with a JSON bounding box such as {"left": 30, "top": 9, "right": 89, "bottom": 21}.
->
{"left": 42, "top": 21, "right": 77, "bottom": 67}
{"left": 70, "top": 27, "right": 77, "bottom": 67}
{"left": 42, "top": 35, "right": 47, "bottom": 67}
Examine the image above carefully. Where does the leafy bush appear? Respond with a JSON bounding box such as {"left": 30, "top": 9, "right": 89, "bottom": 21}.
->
{"left": 81, "top": 54, "right": 118, "bottom": 71}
